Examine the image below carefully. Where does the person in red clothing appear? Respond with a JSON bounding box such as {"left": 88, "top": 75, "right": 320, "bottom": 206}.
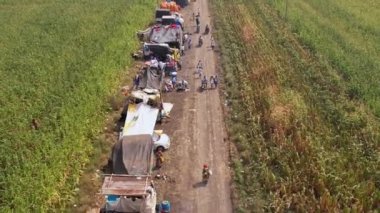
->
{"left": 202, "top": 164, "right": 211, "bottom": 183}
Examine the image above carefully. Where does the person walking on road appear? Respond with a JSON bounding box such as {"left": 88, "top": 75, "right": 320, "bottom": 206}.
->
{"left": 155, "top": 150, "right": 164, "bottom": 169}
{"left": 195, "top": 16, "right": 200, "bottom": 26}
{"left": 211, "top": 36, "right": 215, "bottom": 50}
{"left": 133, "top": 74, "right": 140, "bottom": 89}
{"left": 184, "top": 33, "right": 189, "bottom": 49}
{"left": 196, "top": 60, "right": 204, "bottom": 78}
{"left": 188, "top": 37, "right": 192, "bottom": 49}
{"left": 214, "top": 75, "right": 219, "bottom": 88}
{"left": 198, "top": 35, "right": 203, "bottom": 47}
{"left": 202, "top": 164, "right": 212, "bottom": 183}
{"left": 196, "top": 67, "right": 203, "bottom": 78}
{"left": 197, "top": 60, "right": 203, "bottom": 70}
{"left": 210, "top": 75, "right": 215, "bottom": 88}
{"left": 180, "top": 44, "right": 185, "bottom": 56}
{"left": 201, "top": 75, "right": 208, "bottom": 89}
{"left": 195, "top": 13, "right": 200, "bottom": 33}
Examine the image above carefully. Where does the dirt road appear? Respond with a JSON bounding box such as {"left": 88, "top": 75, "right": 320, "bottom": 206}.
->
{"left": 156, "top": 0, "right": 233, "bottom": 212}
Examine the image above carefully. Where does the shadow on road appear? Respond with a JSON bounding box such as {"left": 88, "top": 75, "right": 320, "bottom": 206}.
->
{"left": 192, "top": 181, "right": 207, "bottom": 188}
{"left": 197, "top": 87, "right": 206, "bottom": 93}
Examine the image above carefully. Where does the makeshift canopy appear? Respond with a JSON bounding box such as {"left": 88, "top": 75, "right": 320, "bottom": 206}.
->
{"left": 101, "top": 175, "right": 152, "bottom": 196}
{"left": 138, "top": 66, "right": 164, "bottom": 91}
{"left": 111, "top": 104, "right": 156, "bottom": 174}
{"left": 101, "top": 175, "right": 156, "bottom": 213}
{"left": 150, "top": 25, "right": 183, "bottom": 48}
{"left": 112, "top": 135, "right": 154, "bottom": 175}
{"left": 143, "top": 43, "right": 172, "bottom": 61}
{"left": 122, "top": 103, "right": 159, "bottom": 137}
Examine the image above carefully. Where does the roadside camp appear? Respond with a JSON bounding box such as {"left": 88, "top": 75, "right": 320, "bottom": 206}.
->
{"left": 99, "top": 2, "right": 192, "bottom": 212}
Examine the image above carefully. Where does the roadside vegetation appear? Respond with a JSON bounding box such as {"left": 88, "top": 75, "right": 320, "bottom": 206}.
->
{"left": 211, "top": 0, "right": 379, "bottom": 211}
{"left": 0, "top": 0, "right": 155, "bottom": 211}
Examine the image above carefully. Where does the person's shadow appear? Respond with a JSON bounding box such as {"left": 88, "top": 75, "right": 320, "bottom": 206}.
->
{"left": 192, "top": 181, "right": 207, "bottom": 188}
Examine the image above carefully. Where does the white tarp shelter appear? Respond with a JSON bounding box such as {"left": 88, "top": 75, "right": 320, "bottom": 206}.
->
{"left": 123, "top": 103, "right": 159, "bottom": 137}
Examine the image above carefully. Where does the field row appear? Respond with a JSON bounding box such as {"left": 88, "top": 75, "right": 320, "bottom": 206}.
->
{"left": 211, "top": 0, "right": 379, "bottom": 211}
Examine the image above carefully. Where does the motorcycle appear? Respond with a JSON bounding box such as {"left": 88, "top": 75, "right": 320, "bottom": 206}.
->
{"left": 202, "top": 166, "right": 212, "bottom": 184}
{"left": 202, "top": 172, "right": 209, "bottom": 183}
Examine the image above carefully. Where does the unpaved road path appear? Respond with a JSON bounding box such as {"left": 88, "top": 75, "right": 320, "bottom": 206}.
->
{"left": 156, "top": 0, "right": 233, "bottom": 212}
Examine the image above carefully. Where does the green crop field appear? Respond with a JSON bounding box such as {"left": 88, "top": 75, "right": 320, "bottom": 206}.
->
{"left": 211, "top": 0, "right": 379, "bottom": 211}
{"left": 270, "top": 0, "right": 380, "bottom": 116}
{"left": 0, "top": 0, "right": 155, "bottom": 211}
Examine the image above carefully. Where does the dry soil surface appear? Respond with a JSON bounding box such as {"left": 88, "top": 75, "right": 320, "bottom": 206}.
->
{"left": 155, "top": 0, "right": 233, "bottom": 212}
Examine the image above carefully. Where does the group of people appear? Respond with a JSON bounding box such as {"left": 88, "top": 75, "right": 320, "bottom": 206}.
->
{"left": 196, "top": 10, "right": 214, "bottom": 183}
{"left": 154, "top": 9, "right": 215, "bottom": 184}
{"left": 194, "top": 10, "right": 215, "bottom": 50}
{"left": 201, "top": 75, "right": 219, "bottom": 89}
{"left": 196, "top": 59, "right": 218, "bottom": 90}
{"left": 164, "top": 78, "right": 189, "bottom": 92}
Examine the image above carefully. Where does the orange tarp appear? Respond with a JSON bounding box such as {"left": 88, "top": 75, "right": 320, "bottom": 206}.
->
{"left": 160, "top": 1, "right": 180, "bottom": 12}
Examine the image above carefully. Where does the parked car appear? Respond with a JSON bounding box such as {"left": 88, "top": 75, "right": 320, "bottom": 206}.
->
{"left": 118, "top": 130, "right": 170, "bottom": 152}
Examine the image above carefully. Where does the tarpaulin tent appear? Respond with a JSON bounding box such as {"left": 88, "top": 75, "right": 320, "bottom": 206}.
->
{"left": 138, "top": 24, "right": 183, "bottom": 49}
{"left": 111, "top": 103, "right": 157, "bottom": 175}
{"left": 150, "top": 25, "right": 183, "bottom": 48}
{"left": 112, "top": 135, "right": 154, "bottom": 175}
{"left": 103, "top": 103, "right": 159, "bottom": 212}
{"left": 143, "top": 43, "right": 173, "bottom": 61}
{"left": 122, "top": 103, "right": 159, "bottom": 137}
{"left": 138, "top": 66, "right": 164, "bottom": 90}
